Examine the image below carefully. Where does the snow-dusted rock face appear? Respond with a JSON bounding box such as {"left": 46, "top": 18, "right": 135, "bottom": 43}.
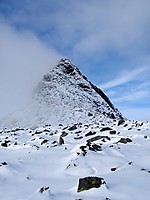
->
{"left": 0, "top": 58, "right": 122, "bottom": 128}
{"left": 33, "top": 58, "right": 122, "bottom": 124}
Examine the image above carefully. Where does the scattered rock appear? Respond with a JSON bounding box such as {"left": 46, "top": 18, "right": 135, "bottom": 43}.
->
{"left": 109, "top": 130, "right": 116, "bottom": 135}
{"left": 100, "top": 127, "right": 112, "bottom": 132}
{"left": 77, "top": 176, "right": 105, "bottom": 192}
{"left": 86, "top": 136, "right": 102, "bottom": 143}
{"left": 68, "top": 125, "right": 78, "bottom": 131}
{"left": 118, "top": 138, "right": 132, "bottom": 144}
{"left": 118, "top": 119, "right": 125, "bottom": 126}
{"left": 85, "top": 131, "right": 96, "bottom": 137}
{"left": 41, "top": 139, "right": 49, "bottom": 145}
{"left": 2, "top": 162, "right": 7, "bottom": 165}
{"left": 111, "top": 167, "right": 117, "bottom": 171}
{"left": 87, "top": 135, "right": 110, "bottom": 143}
{"left": 80, "top": 145, "right": 87, "bottom": 156}
{"left": 88, "top": 143, "right": 101, "bottom": 152}
{"left": 0, "top": 161, "right": 7, "bottom": 166}
{"left": 61, "top": 131, "right": 68, "bottom": 137}
{"left": 39, "top": 186, "right": 49, "bottom": 193}
{"left": 63, "top": 63, "right": 75, "bottom": 74}
{"left": 124, "top": 124, "right": 128, "bottom": 127}
{"left": 58, "top": 136, "right": 64, "bottom": 145}
{"left": 1, "top": 140, "right": 10, "bottom": 147}
{"left": 74, "top": 136, "right": 83, "bottom": 140}
{"left": 88, "top": 112, "right": 93, "bottom": 116}
{"left": 78, "top": 83, "right": 90, "bottom": 90}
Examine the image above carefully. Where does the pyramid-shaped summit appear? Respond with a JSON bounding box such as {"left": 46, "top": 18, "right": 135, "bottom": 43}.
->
{"left": 1, "top": 58, "right": 123, "bottom": 128}
{"left": 32, "top": 58, "right": 122, "bottom": 124}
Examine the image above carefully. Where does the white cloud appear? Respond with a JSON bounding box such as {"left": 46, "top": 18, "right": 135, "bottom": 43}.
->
{"left": 1, "top": 0, "right": 150, "bottom": 60}
{"left": 112, "top": 90, "right": 150, "bottom": 103}
{"left": 0, "top": 21, "right": 60, "bottom": 118}
{"left": 99, "top": 66, "right": 149, "bottom": 90}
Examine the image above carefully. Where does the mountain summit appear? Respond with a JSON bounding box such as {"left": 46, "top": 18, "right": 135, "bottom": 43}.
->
{"left": 1, "top": 58, "right": 122, "bottom": 128}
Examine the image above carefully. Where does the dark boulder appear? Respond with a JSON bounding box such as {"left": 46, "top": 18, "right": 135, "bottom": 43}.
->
{"left": 77, "top": 176, "right": 105, "bottom": 192}
{"left": 100, "top": 127, "right": 112, "bottom": 132}
{"left": 58, "top": 136, "right": 64, "bottom": 145}
{"left": 68, "top": 125, "right": 78, "bottom": 131}
{"left": 118, "top": 119, "right": 125, "bottom": 126}
{"left": 109, "top": 130, "right": 117, "bottom": 135}
{"left": 85, "top": 131, "right": 96, "bottom": 137}
{"left": 118, "top": 137, "right": 132, "bottom": 144}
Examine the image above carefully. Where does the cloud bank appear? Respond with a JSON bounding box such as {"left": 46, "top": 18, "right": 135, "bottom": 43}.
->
{"left": 0, "top": 21, "right": 60, "bottom": 118}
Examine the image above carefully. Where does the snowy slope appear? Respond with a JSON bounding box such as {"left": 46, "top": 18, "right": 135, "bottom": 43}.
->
{"left": 0, "top": 58, "right": 122, "bottom": 129}
{"left": 0, "top": 119, "right": 150, "bottom": 200}
{"left": 1, "top": 58, "right": 150, "bottom": 200}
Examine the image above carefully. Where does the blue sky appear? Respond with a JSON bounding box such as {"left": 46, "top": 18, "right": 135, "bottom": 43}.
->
{"left": 0, "top": 0, "right": 150, "bottom": 120}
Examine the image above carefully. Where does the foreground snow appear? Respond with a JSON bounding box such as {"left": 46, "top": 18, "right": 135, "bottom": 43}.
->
{"left": 0, "top": 119, "right": 150, "bottom": 200}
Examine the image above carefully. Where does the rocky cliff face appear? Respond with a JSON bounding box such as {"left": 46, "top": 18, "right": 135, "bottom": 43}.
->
{"left": 0, "top": 58, "right": 122, "bottom": 128}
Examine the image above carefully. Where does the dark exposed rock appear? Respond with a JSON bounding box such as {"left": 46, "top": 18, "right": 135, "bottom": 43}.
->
{"left": 58, "top": 136, "right": 64, "bottom": 145}
{"left": 118, "top": 119, "right": 125, "bottom": 126}
{"left": 88, "top": 143, "right": 102, "bottom": 152}
{"left": 75, "top": 130, "right": 82, "bottom": 134}
{"left": 61, "top": 131, "right": 68, "bottom": 137}
{"left": 1, "top": 140, "right": 10, "bottom": 147}
{"left": 39, "top": 186, "right": 49, "bottom": 193}
{"left": 68, "top": 125, "right": 78, "bottom": 131}
{"left": 74, "top": 136, "right": 83, "bottom": 140}
{"left": 78, "top": 83, "right": 90, "bottom": 90}
{"left": 100, "top": 127, "right": 112, "bottom": 132}
{"left": 80, "top": 145, "right": 87, "bottom": 156}
{"left": 43, "top": 74, "right": 51, "bottom": 82}
{"left": 88, "top": 112, "right": 93, "bottom": 117}
{"left": 87, "top": 135, "right": 110, "bottom": 143}
{"left": 141, "top": 168, "right": 150, "bottom": 173}
{"left": 77, "top": 176, "right": 105, "bottom": 192}
{"left": 109, "top": 130, "right": 117, "bottom": 135}
{"left": 90, "top": 83, "right": 115, "bottom": 111}
{"left": 124, "top": 124, "right": 128, "bottom": 127}
{"left": 85, "top": 131, "right": 96, "bottom": 137}
{"left": 87, "top": 136, "right": 102, "bottom": 143}
{"left": 0, "top": 162, "right": 7, "bottom": 166}
{"left": 41, "top": 139, "right": 49, "bottom": 145}
{"left": 111, "top": 167, "right": 117, "bottom": 171}
{"left": 118, "top": 138, "right": 132, "bottom": 144}
{"left": 75, "top": 199, "right": 83, "bottom": 200}
{"left": 63, "top": 63, "right": 75, "bottom": 74}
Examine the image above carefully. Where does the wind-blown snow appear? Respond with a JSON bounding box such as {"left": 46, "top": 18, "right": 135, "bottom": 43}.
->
{"left": 0, "top": 119, "right": 150, "bottom": 200}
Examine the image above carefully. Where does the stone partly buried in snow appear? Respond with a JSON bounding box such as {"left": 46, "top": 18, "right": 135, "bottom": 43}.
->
{"left": 77, "top": 176, "right": 105, "bottom": 192}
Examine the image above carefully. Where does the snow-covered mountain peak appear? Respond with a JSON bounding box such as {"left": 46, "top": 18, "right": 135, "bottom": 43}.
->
{"left": 1, "top": 58, "right": 122, "bottom": 128}
{"left": 33, "top": 58, "right": 122, "bottom": 124}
